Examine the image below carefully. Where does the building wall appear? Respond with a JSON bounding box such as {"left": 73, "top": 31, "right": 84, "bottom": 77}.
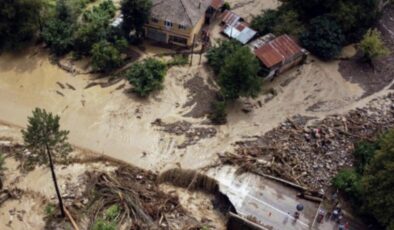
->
{"left": 144, "top": 16, "right": 206, "bottom": 46}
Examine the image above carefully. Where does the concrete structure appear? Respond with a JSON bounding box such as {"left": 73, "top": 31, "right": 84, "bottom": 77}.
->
{"left": 144, "top": 0, "right": 212, "bottom": 46}
{"left": 253, "top": 34, "right": 308, "bottom": 77}
{"left": 207, "top": 166, "right": 320, "bottom": 230}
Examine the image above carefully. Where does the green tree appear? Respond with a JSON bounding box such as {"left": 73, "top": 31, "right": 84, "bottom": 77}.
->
{"left": 251, "top": 9, "right": 279, "bottom": 35}
{"left": 359, "top": 29, "right": 390, "bottom": 62}
{"left": 126, "top": 58, "right": 167, "bottom": 97}
{"left": 42, "top": 19, "right": 74, "bottom": 55}
{"left": 91, "top": 40, "right": 123, "bottom": 72}
{"left": 273, "top": 10, "right": 305, "bottom": 36}
{"left": 206, "top": 40, "right": 243, "bottom": 74}
{"left": 353, "top": 140, "right": 378, "bottom": 174}
{"left": 332, "top": 169, "right": 362, "bottom": 204}
{"left": 218, "top": 47, "right": 261, "bottom": 101}
{"left": 0, "top": 0, "right": 50, "bottom": 49}
{"left": 22, "top": 108, "right": 72, "bottom": 217}
{"left": 73, "top": 0, "right": 115, "bottom": 54}
{"left": 362, "top": 130, "right": 394, "bottom": 228}
{"left": 300, "top": 16, "right": 345, "bottom": 60}
{"left": 121, "top": 0, "right": 152, "bottom": 38}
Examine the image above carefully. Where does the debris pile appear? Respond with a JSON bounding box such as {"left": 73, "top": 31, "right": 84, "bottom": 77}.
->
{"left": 81, "top": 167, "right": 201, "bottom": 229}
{"left": 219, "top": 93, "right": 394, "bottom": 192}
{"left": 152, "top": 119, "right": 217, "bottom": 148}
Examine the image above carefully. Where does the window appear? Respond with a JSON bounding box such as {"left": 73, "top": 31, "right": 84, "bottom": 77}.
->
{"left": 169, "top": 35, "right": 188, "bottom": 45}
{"left": 164, "top": 20, "right": 173, "bottom": 27}
{"left": 151, "top": 18, "right": 159, "bottom": 23}
{"left": 178, "top": 24, "right": 187, "bottom": 30}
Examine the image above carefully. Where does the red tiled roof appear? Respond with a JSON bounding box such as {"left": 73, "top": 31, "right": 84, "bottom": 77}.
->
{"left": 254, "top": 35, "right": 304, "bottom": 68}
{"left": 211, "top": 0, "right": 224, "bottom": 10}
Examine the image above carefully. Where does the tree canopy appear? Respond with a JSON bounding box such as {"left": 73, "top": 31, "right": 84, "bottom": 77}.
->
{"left": 218, "top": 46, "right": 261, "bottom": 101}
{"left": 300, "top": 16, "right": 345, "bottom": 60}
{"left": 333, "top": 129, "right": 394, "bottom": 229}
{"left": 22, "top": 108, "right": 72, "bottom": 165}
{"left": 121, "top": 0, "right": 152, "bottom": 38}
{"left": 91, "top": 40, "right": 123, "bottom": 73}
{"left": 362, "top": 130, "right": 394, "bottom": 228}
{"left": 206, "top": 40, "right": 243, "bottom": 74}
{"left": 0, "top": 0, "right": 50, "bottom": 49}
{"left": 126, "top": 58, "right": 167, "bottom": 97}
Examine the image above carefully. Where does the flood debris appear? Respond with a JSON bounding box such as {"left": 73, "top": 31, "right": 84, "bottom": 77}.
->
{"left": 219, "top": 93, "right": 394, "bottom": 192}
{"left": 183, "top": 75, "right": 218, "bottom": 118}
{"left": 152, "top": 119, "right": 217, "bottom": 148}
{"left": 55, "top": 166, "right": 204, "bottom": 229}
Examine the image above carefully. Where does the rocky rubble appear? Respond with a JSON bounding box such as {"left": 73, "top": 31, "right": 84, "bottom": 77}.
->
{"left": 152, "top": 119, "right": 217, "bottom": 149}
{"left": 219, "top": 93, "right": 394, "bottom": 192}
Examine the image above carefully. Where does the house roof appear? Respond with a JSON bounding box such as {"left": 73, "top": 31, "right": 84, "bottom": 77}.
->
{"left": 254, "top": 35, "right": 305, "bottom": 68}
{"left": 223, "top": 22, "right": 257, "bottom": 44}
{"left": 221, "top": 10, "right": 256, "bottom": 44}
{"left": 221, "top": 10, "right": 241, "bottom": 26}
{"left": 211, "top": 0, "right": 224, "bottom": 10}
{"left": 151, "top": 0, "right": 211, "bottom": 27}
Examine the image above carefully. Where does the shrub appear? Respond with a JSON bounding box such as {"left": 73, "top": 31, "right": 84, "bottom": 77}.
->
{"left": 222, "top": 2, "right": 231, "bottom": 11}
{"left": 44, "top": 203, "right": 56, "bottom": 217}
{"left": 105, "top": 204, "right": 120, "bottom": 222}
{"left": 359, "top": 29, "right": 389, "bottom": 62}
{"left": 92, "top": 219, "right": 116, "bottom": 230}
{"left": 91, "top": 40, "right": 123, "bottom": 72}
{"left": 209, "top": 100, "right": 227, "bottom": 125}
{"left": 167, "top": 55, "right": 188, "bottom": 67}
{"left": 300, "top": 16, "right": 345, "bottom": 60}
{"left": 126, "top": 58, "right": 167, "bottom": 97}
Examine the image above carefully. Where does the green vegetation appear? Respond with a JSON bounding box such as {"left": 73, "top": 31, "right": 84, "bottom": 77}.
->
{"left": 359, "top": 29, "right": 390, "bottom": 62}
{"left": 167, "top": 55, "right": 189, "bottom": 67}
{"left": 121, "top": 0, "right": 152, "bottom": 38}
{"left": 126, "top": 58, "right": 167, "bottom": 97}
{"left": 222, "top": 2, "right": 231, "bottom": 11}
{"left": 206, "top": 40, "right": 243, "bottom": 74}
{"left": 0, "top": 0, "right": 51, "bottom": 49}
{"left": 251, "top": 0, "right": 381, "bottom": 59}
{"left": 0, "top": 153, "right": 4, "bottom": 172}
{"left": 251, "top": 9, "right": 304, "bottom": 37}
{"left": 332, "top": 129, "right": 394, "bottom": 229}
{"left": 208, "top": 101, "right": 227, "bottom": 125}
{"left": 91, "top": 40, "right": 123, "bottom": 73}
{"left": 22, "top": 108, "right": 72, "bottom": 217}
{"left": 92, "top": 204, "right": 120, "bottom": 230}
{"left": 44, "top": 203, "right": 57, "bottom": 217}
{"left": 218, "top": 46, "right": 261, "bottom": 101}
{"left": 92, "top": 219, "right": 116, "bottom": 230}
{"left": 73, "top": 0, "right": 116, "bottom": 55}
{"left": 300, "top": 16, "right": 345, "bottom": 60}
{"left": 207, "top": 40, "right": 262, "bottom": 124}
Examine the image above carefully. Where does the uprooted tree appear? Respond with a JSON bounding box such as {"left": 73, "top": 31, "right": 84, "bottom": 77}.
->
{"left": 22, "top": 108, "right": 72, "bottom": 217}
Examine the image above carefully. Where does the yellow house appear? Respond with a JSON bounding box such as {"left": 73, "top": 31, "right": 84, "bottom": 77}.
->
{"left": 144, "top": 0, "right": 212, "bottom": 46}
